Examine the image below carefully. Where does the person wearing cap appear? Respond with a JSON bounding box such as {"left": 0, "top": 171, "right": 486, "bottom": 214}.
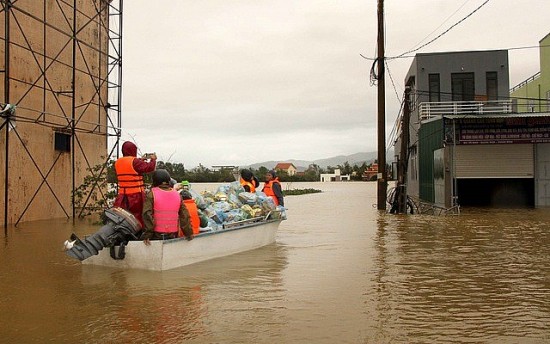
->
{"left": 180, "top": 180, "right": 190, "bottom": 191}
{"left": 141, "top": 169, "right": 193, "bottom": 245}
{"left": 262, "top": 170, "right": 284, "bottom": 206}
{"left": 240, "top": 169, "right": 259, "bottom": 193}
{"left": 113, "top": 141, "right": 157, "bottom": 227}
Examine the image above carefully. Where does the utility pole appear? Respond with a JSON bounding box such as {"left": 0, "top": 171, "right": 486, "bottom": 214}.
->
{"left": 376, "top": 0, "right": 387, "bottom": 210}
{"left": 397, "top": 87, "right": 410, "bottom": 213}
{"left": 3, "top": 0, "right": 11, "bottom": 231}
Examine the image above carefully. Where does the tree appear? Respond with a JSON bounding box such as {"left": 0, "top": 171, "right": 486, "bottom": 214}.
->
{"left": 72, "top": 159, "right": 117, "bottom": 218}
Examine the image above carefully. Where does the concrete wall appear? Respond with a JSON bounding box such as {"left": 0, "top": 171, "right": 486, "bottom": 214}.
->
{"left": 399, "top": 50, "right": 510, "bottom": 201}
{"left": 535, "top": 143, "right": 550, "bottom": 207}
{"left": 0, "top": 1, "right": 111, "bottom": 224}
{"left": 510, "top": 32, "right": 550, "bottom": 113}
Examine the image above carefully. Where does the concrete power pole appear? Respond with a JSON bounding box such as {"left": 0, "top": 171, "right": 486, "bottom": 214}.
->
{"left": 376, "top": 0, "right": 387, "bottom": 210}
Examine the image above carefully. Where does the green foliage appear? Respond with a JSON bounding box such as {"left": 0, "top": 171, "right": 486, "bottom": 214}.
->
{"left": 283, "top": 188, "right": 322, "bottom": 196}
{"left": 72, "top": 158, "right": 117, "bottom": 218}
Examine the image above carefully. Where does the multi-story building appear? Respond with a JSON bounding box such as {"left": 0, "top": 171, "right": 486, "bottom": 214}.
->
{"left": 396, "top": 47, "right": 550, "bottom": 209}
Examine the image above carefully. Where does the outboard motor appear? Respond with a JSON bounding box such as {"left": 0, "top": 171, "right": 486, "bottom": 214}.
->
{"left": 64, "top": 207, "right": 142, "bottom": 261}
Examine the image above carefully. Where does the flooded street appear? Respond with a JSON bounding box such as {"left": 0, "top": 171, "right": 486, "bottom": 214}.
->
{"left": 1, "top": 182, "right": 550, "bottom": 343}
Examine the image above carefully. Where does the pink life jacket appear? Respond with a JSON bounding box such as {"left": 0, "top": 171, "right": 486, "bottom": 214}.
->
{"left": 152, "top": 187, "right": 181, "bottom": 233}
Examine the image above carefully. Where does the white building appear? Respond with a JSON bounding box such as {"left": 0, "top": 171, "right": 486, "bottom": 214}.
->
{"left": 320, "top": 169, "right": 350, "bottom": 182}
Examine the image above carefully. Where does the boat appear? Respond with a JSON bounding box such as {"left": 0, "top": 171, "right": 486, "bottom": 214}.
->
{"left": 64, "top": 207, "right": 283, "bottom": 271}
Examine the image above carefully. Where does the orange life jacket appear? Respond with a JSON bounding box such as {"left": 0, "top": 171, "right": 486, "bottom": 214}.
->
{"left": 263, "top": 177, "right": 280, "bottom": 206}
{"left": 115, "top": 157, "right": 145, "bottom": 195}
{"left": 240, "top": 178, "right": 256, "bottom": 193}
{"left": 152, "top": 187, "right": 181, "bottom": 233}
{"left": 183, "top": 198, "right": 200, "bottom": 235}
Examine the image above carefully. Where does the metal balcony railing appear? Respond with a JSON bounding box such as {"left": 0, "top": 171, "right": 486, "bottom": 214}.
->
{"left": 419, "top": 100, "right": 513, "bottom": 120}
{"left": 510, "top": 72, "right": 541, "bottom": 93}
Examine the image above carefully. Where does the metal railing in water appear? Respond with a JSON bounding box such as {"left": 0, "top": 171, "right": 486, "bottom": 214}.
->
{"left": 419, "top": 100, "right": 513, "bottom": 120}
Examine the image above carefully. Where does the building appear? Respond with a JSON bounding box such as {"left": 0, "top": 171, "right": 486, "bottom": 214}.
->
{"left": 510, "top": 33, "right": 550, "bottom": 114}
{"left": 320, "top": 169, "right": 350, "bottom": 182}
{"left": 274, "top": 162, "right": 297, "bottom": 176}
{"left": 0, "top": 1, "right": 122, "bottom": 225}
{"left": 395, "top": 48, "right": 550, "bottom": 208}
{"left": 362, "top": 163, "right": 378, "bottom": 181}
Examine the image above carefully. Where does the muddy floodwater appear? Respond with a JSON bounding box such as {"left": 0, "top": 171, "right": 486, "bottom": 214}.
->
{"left": 1, "top": 182, "right": 549, "bottom": 343}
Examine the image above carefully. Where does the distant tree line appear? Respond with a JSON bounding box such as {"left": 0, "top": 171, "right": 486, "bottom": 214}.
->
{"left": 105, "top": 159, "right": 381, "bottom": 184}
{"left": 155, "top": 160, "right": 378, "bottom": 183}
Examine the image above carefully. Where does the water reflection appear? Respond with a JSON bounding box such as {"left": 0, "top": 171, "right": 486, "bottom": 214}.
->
{"left": 0, "top": 215, "right": 288, "bottom": 343}
{"left": 2, "top": 183, "right": 550, "bottom": 343}
{"left": 73, "top": 244, "right": 288, "bottom": 343}
{"left": 372, "top": 209, "right": 550, "bottom": 343}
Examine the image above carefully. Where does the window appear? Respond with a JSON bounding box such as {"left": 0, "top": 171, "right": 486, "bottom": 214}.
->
{"left": 54, "top": 132, "right": 71, "bottom": 152}
{"left": 451, "top": 73, "right": 475, "bottom": 101}
{"left": 486, "top": 72, "right": 498, "bottom": 100}
{"left": 428, "top": 74, "right": 440, "bottom": 102}
{"left": 527, "top": 99, "right": 535, "bottom": 113}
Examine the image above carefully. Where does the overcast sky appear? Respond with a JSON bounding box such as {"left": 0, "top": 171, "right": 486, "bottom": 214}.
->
{"left": 119, "top": 0, "right": 550, "bottom": 168}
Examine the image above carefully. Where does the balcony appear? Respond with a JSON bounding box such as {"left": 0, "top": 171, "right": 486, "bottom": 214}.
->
{"left": 419, "top": 100, "right": 513, "bottom": 121}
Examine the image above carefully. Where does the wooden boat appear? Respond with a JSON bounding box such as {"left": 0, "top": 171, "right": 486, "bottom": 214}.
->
{"left": 81, "top": 216, "right": 283, "bottom": 271}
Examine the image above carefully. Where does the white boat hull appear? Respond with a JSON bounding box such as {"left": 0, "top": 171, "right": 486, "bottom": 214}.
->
{"left": 82, "top": 219, "right": 282, "bottom": 271}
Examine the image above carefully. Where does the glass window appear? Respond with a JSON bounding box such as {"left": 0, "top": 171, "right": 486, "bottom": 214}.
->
{"left": 486, "top": 72, "right": 498, "bottom": 100}
{"left": 429, "top": 74, "right": 440, "bottom": 102}
{"left": 451, "top": 73, "right": 475, "bottom": 101}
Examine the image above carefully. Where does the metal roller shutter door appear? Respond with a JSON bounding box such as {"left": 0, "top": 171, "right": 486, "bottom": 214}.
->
{"left": 455, "top": 144, "right": 534, "bottom": 178}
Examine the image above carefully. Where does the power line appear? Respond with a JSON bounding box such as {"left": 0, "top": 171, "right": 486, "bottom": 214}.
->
{"left": 405, "top": 0, "right": 473, "bottom": 54}
{"left": 388, "top": 0, "right": 491, "bottom": 60}
{"left": 385, "top": 60, "right": 402, "bottom": 104}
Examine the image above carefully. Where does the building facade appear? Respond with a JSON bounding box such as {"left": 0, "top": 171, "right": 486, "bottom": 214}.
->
{"left": 396, "top": 48, "right": 550, "bottom": 208}
{"left": 510, "top": 33, "right": 550, "bottom": 114}
{"left": 320, "top": 169, "right": 350, "bottom": 182}
{"left": 0, "top": 1, "right": 122, "bottom": 225}
{"left": 274, "top": 162, "right": 297, "bottom": 176}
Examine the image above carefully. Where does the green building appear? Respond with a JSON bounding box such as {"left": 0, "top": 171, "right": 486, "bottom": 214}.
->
{"left": 510, "top": 33, "right": 550, "bottom": 113}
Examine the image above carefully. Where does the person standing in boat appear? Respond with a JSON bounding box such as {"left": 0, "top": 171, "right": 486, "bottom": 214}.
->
{"left": 113, "top": 141, "right": 157, "bottom": 227}
{"left": 141, "top": 169, "right": 193, "bottom": 245}
{"left": 262, "top": 170, "right": 284, "bottom": 207}
{"left": 240, "top": 169, "right": 259, "bottom": 192}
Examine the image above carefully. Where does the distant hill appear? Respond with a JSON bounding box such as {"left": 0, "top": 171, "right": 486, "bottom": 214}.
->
{"left": 246, "top": 151, "right": 382, "bottom": 171}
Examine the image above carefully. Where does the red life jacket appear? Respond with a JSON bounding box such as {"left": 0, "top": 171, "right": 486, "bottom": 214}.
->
{"left": 263, "top": 177, "right": 281, "bottom": 206}
{"left": 115, "top": 157, "right": 145, "bottom": 195}
{"left": 152, "top": 187, "right": 181, "bottom": 233}
{"left": 183, "top": 198, "right": 200, "bottom": 235}
{"left": 240, "top": 177, "right": 256, "bottom": 193}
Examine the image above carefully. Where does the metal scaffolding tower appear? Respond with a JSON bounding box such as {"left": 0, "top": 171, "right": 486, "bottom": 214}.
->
{"left": 0, "top": 0, "right": 123, "bottom": 228}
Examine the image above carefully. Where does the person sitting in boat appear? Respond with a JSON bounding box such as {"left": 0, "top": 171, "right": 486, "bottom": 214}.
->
{"left": 262, "top": 170, "right": 284, "bottom": 207}
{"left": 169, "top": 178, "right": 178, "bottom": 188}
{"left": 180, "top": 180, "right": 190, "bottom": 191}
{"left": 174, "top": 180, "right": 190, "bottom": 192}
{"left": 180, "top": 190, "right": 208, "bottom": 235}
{"left": 240, "top": 169, "right": 259, "bottom": 193}
{"left": 113, "top": 141, "right": 157, "bottom": 227}
{"left": 141, "top": 169, "right": 193, "bottom": 245}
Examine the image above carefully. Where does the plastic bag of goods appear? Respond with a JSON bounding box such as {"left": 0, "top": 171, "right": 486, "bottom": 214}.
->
{"left": 238, "top": 192, "right": 257, "bottom": 205}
